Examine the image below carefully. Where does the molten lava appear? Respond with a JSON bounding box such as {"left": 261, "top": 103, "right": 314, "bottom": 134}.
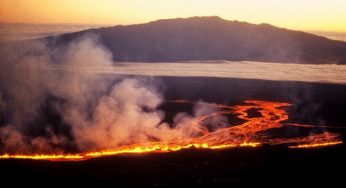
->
{"left": 0, "top": 100, "right": 343, "bottom": 161}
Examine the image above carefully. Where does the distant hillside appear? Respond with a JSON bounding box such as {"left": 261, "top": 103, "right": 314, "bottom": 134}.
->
{"left": 46, "top": 16, "right": 346, "bottom": 64}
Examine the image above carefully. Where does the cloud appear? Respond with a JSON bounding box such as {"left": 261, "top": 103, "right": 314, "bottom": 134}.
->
{"left": 51, "top": 61, "right": 346, "bottom": 84}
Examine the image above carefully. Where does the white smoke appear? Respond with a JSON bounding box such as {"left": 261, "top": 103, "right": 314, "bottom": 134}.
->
{"left": 0, "top": 34, "right": 117, "bottom": 153}
{"left": 67, "top": 79, "right": 176, "bottom": 150}
{"left": 194, "top": 102, "right": 229, "bottom": 131}
{"left": 0, "top": 125, "right": 27, "bottom": 153}
{"left": 173, "top": 101, "right": 230, "bottom": 137}
{"left": 0, "top": 34, "right": 217, "bottom": 153}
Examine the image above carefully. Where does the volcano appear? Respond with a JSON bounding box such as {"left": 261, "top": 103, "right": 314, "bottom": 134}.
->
{"left": 1, "top": 16, "right": 346, "bottom": 187}
{"left": 46, "top": 16, "right": 346, "bottom": 64}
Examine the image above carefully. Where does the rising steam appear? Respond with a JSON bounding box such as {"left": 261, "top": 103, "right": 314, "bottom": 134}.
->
{"left": 0, "top": 35, "right": 219, "bottom": 153}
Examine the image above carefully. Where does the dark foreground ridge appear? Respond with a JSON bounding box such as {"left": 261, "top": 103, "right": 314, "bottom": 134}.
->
{"left": 1, "top": 145, "right": 345, "bottom": 186}
{"left": 46, "top": 16, "right": 346, "bottom": 64}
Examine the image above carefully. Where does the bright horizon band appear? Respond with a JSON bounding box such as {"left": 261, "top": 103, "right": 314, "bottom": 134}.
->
{"left": 0, "top": 0, "right": 345, "bottom": 32}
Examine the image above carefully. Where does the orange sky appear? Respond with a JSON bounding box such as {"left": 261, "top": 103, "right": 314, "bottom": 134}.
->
{"left": 0, "top": 0, "right": 345, "bottom": 32}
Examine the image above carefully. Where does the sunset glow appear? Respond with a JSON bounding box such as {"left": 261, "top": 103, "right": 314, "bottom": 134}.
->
{"left": 0, "top": 0, "right": 345, "bottom": 32}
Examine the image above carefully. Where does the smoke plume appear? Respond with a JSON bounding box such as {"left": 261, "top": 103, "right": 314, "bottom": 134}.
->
{"left": 0, "top": 35, "right": 220, "bottom": 153}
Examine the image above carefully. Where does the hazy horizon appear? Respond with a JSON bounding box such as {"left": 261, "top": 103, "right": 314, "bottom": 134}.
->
{"left": 1, "top": 21, "right": 346, "bottom": 43}
{"left": 1, "top": 0, "right": 346, "bottom": 32}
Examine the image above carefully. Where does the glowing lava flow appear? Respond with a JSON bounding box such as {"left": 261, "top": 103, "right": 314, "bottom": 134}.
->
{"left": 0, "top": 100, "right": 343, "bottom": 161}
{"left": 289, "top": 141, "right": 343, "bottom": 149}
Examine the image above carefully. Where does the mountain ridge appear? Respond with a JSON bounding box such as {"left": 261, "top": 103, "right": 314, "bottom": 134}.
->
{"left": 46, "top": 16, "right": 346, "bottom": 64}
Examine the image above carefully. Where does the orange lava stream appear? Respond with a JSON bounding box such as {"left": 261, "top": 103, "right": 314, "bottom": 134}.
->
{"left": 0, "top": 100, "right": 343, "bottom": 161}
{"left": 289, "top": 141, "right": 343, "bottom": 149}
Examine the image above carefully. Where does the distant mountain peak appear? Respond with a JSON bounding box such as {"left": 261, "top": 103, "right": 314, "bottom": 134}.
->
{"left": 179, "top": 16, "right": 225, "bottom": 21}
{"left": 47, "top": 16, "right": 346, "bottom": 64}
{"left": 147, "top": 16, "right": 227, "bottom": 24}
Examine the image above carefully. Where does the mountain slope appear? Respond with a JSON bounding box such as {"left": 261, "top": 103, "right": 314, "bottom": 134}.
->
{"left": 46, "top": 16, "right": 346, "bottom": 64}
